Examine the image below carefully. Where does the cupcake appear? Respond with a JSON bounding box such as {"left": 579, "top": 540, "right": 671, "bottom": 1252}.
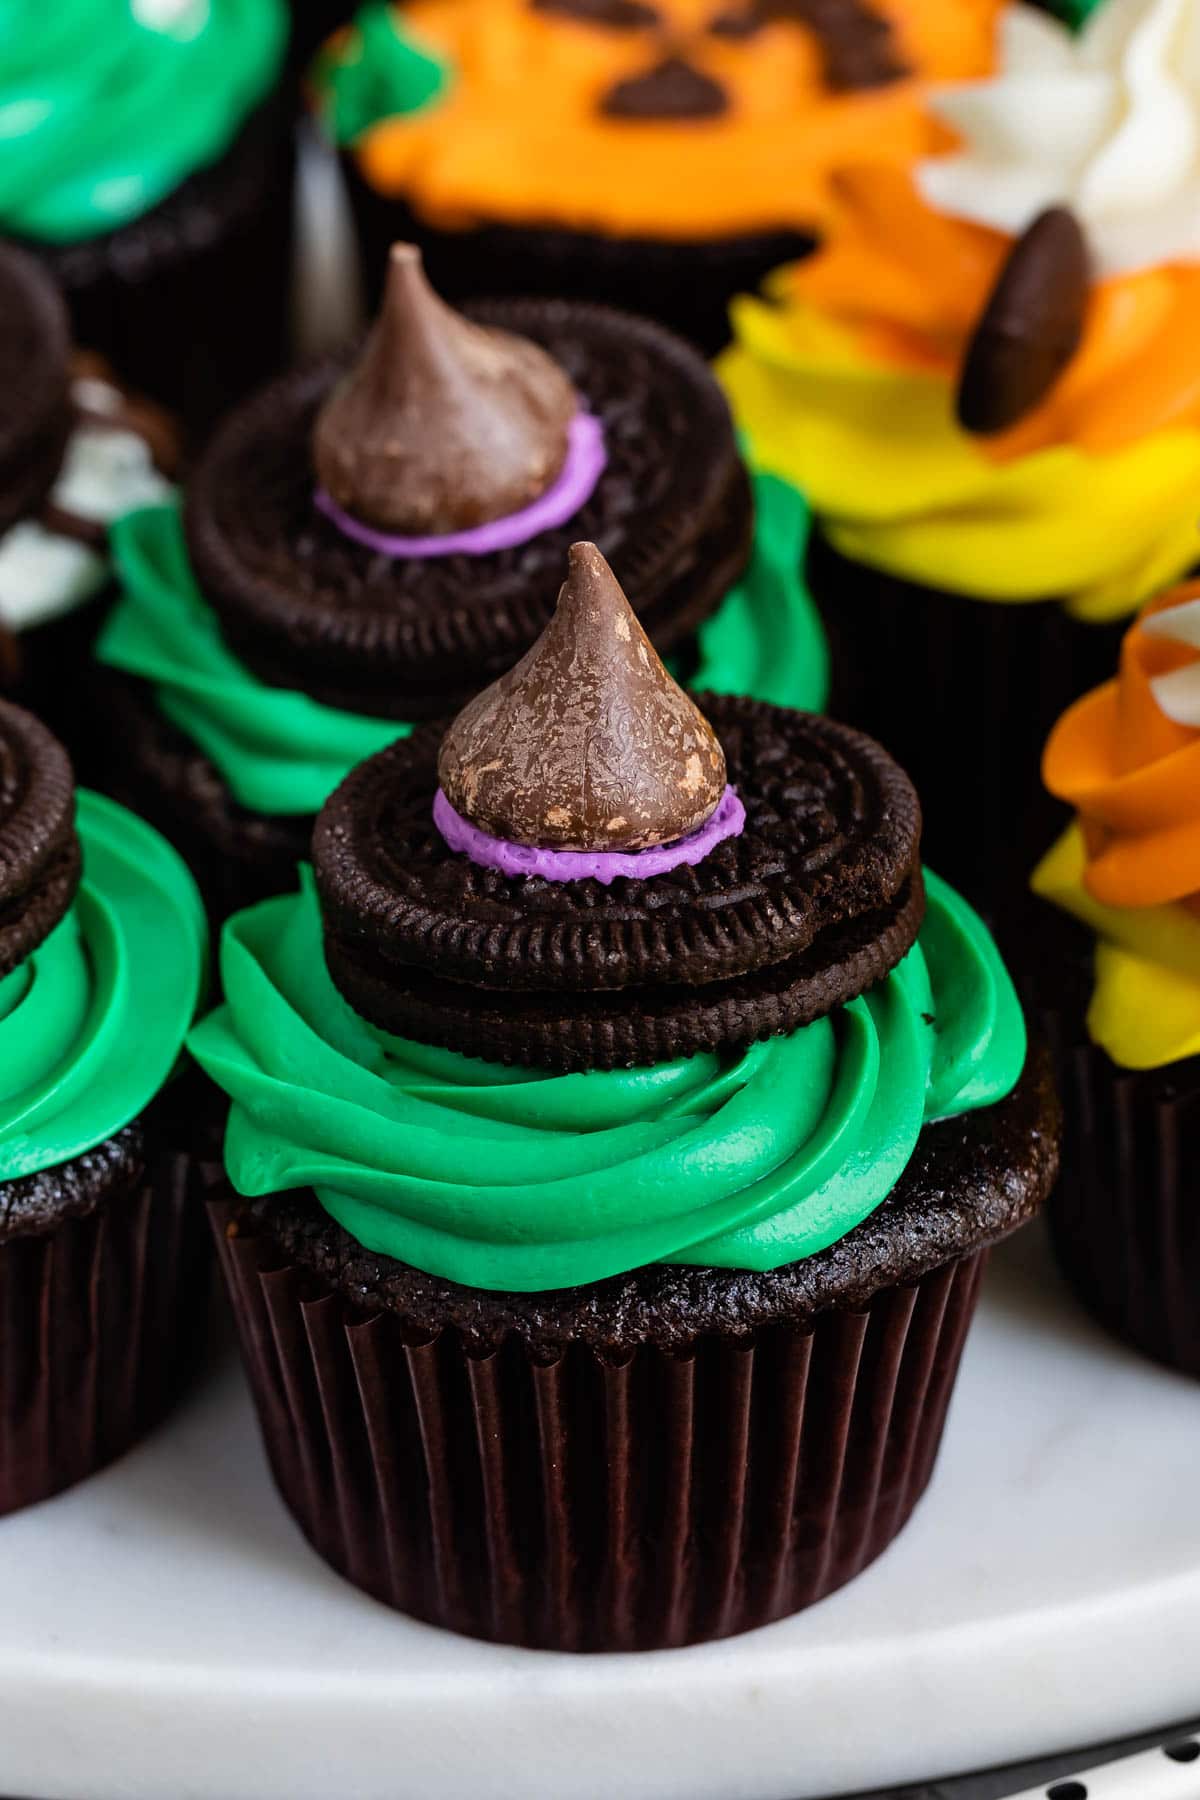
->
{"left": 719, "top": 0, "right": 1200, "bottom": 911}
{"left": 190, "top": 540, "right": 1057, "bottom": 1651}
{"left": 95, "top": 245, "right": 826, "bottom": 918}
{"left": 0, "top": 244, "right": 179, "bottom": 755}
{"left": 1029, "top": 583, "right": 1200, "bottom": 1376}
{"left": 313, "top": 0, "right": 1001, "bottom": 354}
{"left": 1, "top": 0, "right": 293, "bottom": 436}
{"left": 0, "top": 699, "right": 208, "bottom": 1513}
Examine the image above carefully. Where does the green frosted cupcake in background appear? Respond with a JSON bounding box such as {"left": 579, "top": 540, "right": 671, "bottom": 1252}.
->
{"left": 0, "top": 0, "right": 293, "bottom": 436}
{"left": 95, "top": 247, "right": 826, "bottom": 919}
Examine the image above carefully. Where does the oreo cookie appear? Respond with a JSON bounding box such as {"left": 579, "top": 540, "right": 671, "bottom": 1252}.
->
{"left": 184, "top": 299, "right": 751, "bottom": 720}
{"left": 0, "top": 245, "right": 72, "bottom": 539}
{"left": 0, "top": 700, "right": 81, "bottom": 978}
{"left": 313, "top": 693, "right": 923, "bottom": 1070}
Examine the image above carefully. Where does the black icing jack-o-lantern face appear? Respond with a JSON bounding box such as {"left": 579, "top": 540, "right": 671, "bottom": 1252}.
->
{"left": 530, "top": 0, "right": 908, "bottom": 118}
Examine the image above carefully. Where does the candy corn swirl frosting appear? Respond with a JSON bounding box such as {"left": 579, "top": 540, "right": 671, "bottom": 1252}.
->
{"left": 318, "top": 0, "right": 1000, "bottom": 242}
{"left": 719, "top": 0, "right": 1200, "bottom": 621}
{"left": 1035, "top": 583, "right": 1200, "bottom": 1067}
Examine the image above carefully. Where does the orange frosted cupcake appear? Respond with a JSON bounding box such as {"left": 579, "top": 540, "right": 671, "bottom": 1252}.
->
{"left": 1029, "top": 583, "right": 1200, "bottom": 1375}
{"left": 313, "top": 0, "right": 1000, "bottom": 351}
{"left": 720, "top": 0, "right": 1200, "bottom": 906}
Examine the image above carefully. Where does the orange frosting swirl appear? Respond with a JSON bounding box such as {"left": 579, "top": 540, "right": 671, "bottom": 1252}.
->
{"left": 1043, "top": 583, "right": 1200, "bottom": 909}
{"left": 786, "top": 166, "right": 1200, "bottom": 458}
{"left": 346, "top": 0, "right": 1002, "bottom": 241}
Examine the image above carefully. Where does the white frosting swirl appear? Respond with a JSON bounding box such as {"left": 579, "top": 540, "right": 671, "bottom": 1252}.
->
{"left": 1143, "top": 595, "right": 1200, "bottom": 723}
{"left": 917, "top": 0, "right": 1200, "bottom": 277}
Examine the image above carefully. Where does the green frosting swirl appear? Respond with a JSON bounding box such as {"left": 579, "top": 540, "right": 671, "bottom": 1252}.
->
{"left": 0, "top": 0, "right": 287, "bottom": 243}
{"left": 318, "top": 1, "right": 448, "bottom": 146}
{"left": 96, "top": 477, "right": 828, "bottom": 818}
{"left": 98, "top": 503, "right": 408, "bottom": 816}
{"left": 1, "top": 790, "right": 206, "bottom": 1181}
{"left": 188, "top": 868, "right": 1024, "bottom": 1292}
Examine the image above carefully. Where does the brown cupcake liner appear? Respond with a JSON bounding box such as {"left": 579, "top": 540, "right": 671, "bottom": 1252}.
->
{"left": 213, "top": 1191, "right": 987, "bottom": 1651}
{"left": 24, "top": 95, "right": 295, "bottom": 440}
{"left": 0, "top": 1113, "right": 214, "bottom": 1517}
{"left": 807, "top": 529, "right": 1125, "bottom": 923}
{"left": 1042, "top": 1019, "right": 1200, "bottom": 1379}
{"left": 341, "top": 159, "right": 815, "bottom": 357}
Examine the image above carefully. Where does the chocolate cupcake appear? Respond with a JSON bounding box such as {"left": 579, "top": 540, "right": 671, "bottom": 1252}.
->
{"left": 719, "top": 0, "right": 1200, "bottom": 915}
{"left": 312, "top": 0, "right": 1000, "bottom": 354}
{"left": 190, "top": 542, "right": 1057, "bottom": 1651}
{"left": 1026, "top": 583, "right": 1200, "bottom": 1377}
{"left": 1, "top": 0, "right": 293, "bottom": 436}
{"left": 0, "top": 699, "right": 209, "bottom": 1514}
{"left": 0, "top": 245, "right": 179, "bottom": 756}
{"left": 96, "top": 246, "right": 826, "bottom": 918}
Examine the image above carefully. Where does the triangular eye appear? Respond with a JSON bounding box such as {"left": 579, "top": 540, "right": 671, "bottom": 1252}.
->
{"left": 530, "top": 0, "right": 662, "bottom": 27}
{"left": 708, "top": 0, "right": 908, "bottom": 90}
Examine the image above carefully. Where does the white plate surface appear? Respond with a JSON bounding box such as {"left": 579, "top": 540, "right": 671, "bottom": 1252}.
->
{"left": 2, "top": 1218, "right": 1198, "bottom": 1800}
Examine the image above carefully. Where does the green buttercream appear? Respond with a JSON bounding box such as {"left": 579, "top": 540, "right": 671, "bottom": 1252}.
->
{"left": 96, "top": 478, "right": 827, "bottom": 818}
{"left": 0, "top": 790, "right": 206, "bottom": 1181}
{"left": 1050, "top": 0, "right": 1102, "bottom": 24}
{"left": 317, "top": 1, "right": 449, "bottom": 145}
{"left": 0, "top": 0, "right": 287, "bottom": 243}
{"left": 98, "top": 503, "right": 408, "bottom": 816}
{"left": 188, "top": 868, "right": 1024, "bottom": 1292}
{"left": 692, "top": 471, "right": 828, "bottom": 711}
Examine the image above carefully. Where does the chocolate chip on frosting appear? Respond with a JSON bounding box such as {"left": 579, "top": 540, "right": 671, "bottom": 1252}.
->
{"left": 438, "top": 541, "right": 727, "bottom": 850}
{"left": 957, "top": 207, "right": 1091, "bottom": 437}
{"left": 312, "top": 243, "right": 578, "bottom": 535}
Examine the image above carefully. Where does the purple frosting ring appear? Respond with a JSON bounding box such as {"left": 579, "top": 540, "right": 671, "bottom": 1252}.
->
{"left": 433, "top": 785, "right": 746, "bottom": 885}
{"left": 314, "top": 412, "right": 607, "bottom": 559}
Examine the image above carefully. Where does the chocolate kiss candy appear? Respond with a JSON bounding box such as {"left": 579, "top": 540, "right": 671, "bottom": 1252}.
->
{"left": 438, "top": 541, "right": 727, "bottom": 851}
{"left": 312, "top": 243, "right": 578, "bottom": 534}
{"left": 957, "top": 207, "right": 1090, "bottom": 436}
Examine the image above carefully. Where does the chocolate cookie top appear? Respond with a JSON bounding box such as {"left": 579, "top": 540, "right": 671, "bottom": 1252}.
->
{"left": 0, "top": 701, "right": 80, "bottom": 978}
{"left": 184, "top": 296, "right": 750, "bottom": 721}
{"left": 314, "top": 547, "right": 921, "bottom": 1069}
{"left": 0, "top": 245, "right": 72, "bottom": 539}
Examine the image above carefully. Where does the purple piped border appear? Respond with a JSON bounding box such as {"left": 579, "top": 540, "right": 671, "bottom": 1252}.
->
{"left": 433, "top": 785, "right": 746, "bottom": 885}
{"left": 314, "top": 412, "right": 606, "bottom": 559}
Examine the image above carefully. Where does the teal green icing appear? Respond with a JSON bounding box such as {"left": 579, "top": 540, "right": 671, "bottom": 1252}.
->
{"left": 0, "top": 0, "right": 287, "bottom": 242}
{"left": 318, "top": 2, "right": 449, "bottom": 146}
{"left": 98, "top": 474, "right": 825, "bottom": 820}
{"left": 0, "top": 790, "right": 206, "bottom": 1181}
{"left": 692, "top": 470, "right": 828, "bottom": 712}
{"left": 98, "top": 503, "right": 408, "bottom": 817}
{"left": 188, "top": 867, "right": 1025, "bottom": 1292}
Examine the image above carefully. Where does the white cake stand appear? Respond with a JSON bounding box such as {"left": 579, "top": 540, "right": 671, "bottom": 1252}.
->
{"left": 1, "top": 1218, "right": 1197, "bottom": 1800}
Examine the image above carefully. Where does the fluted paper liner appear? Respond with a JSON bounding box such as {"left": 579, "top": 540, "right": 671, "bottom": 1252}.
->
{"left": 808, "top": 530, "right": 1125, "bottom": 915}
{"left": 1042, "top": 1014, "right": 1200, "bottom": 1378}
{"left": 0, "top": 1124, "right": 212, "bottom": 1517}
{"left": 213, "top": 1194, "right": 987, "bottom": 1651}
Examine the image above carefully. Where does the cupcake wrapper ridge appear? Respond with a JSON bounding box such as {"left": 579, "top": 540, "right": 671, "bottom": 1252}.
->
{"left": 214, "top": 1191, "right": 986, "bottom": 1652}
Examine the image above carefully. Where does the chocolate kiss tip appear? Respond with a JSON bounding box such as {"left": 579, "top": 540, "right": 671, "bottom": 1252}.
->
{"left": 438, "top": 541, "right": 727, "bottom": 854}
{"left": 311, "top": 240, "right": 577, "bottom": 536}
